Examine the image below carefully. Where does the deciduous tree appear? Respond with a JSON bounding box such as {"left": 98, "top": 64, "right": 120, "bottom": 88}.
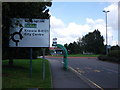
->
{"left": 81, "top": 29, "right": 104, "bottom": 54}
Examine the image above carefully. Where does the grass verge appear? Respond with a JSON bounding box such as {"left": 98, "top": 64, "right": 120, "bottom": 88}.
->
{"left": 68, "top": 54, "right": 100, "bottom": 57}
{"left": 49, "top": 54, "right": 100, "bottom": 57}
{"left": 2, "top": 58, "right": 52, "bottom": 89}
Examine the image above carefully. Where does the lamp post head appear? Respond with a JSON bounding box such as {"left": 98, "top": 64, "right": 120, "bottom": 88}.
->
{"left": 103, "top": 10, "right": 110, "bottom": 13}
{"left": 103, "top": 10, "right": 105, "bottom": 12}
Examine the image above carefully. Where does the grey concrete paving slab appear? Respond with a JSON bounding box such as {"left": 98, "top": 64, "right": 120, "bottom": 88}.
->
{"left": 48, "top": 59, "right": 90, "bottom": 88}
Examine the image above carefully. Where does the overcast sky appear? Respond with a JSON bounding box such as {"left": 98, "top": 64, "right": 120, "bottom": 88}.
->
{"left": 49, "top": 2, "right": 118, "bottom": 46}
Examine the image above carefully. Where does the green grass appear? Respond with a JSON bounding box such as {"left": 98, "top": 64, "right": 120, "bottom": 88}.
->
{"left": 68, "top": 54, "right": 100, "bottom": 57}
{"left": 2, "top": 59, "right": 52, "bottom": 88}
{"left": 50, "top": 54, "right": 100, "bottom": 57}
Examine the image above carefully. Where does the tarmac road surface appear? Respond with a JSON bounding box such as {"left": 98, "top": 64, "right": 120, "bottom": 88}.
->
{"left": 46, "top": 56, "right": 119, "bottom": 88}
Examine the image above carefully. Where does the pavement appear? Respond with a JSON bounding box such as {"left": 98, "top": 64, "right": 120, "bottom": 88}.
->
{"left": 48, "top": 58, "right": 91, "bottom": 88}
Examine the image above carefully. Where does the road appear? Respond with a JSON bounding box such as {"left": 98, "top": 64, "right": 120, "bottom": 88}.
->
{"left": 46, "top": 56, "right": 119, "bottom": 88}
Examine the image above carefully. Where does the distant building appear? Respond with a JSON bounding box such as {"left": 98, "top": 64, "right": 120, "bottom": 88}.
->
{"left": 82, "top": 51, "right": 94, "bottom": 55}
{"left": 49, "top": 47, "right": 63, "bottom": 55}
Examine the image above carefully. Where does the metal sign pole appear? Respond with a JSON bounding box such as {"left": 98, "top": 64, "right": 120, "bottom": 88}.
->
{"left": 42, "top": 48, "right": 46, "bottom": 80}
{"left": 29, "top": 48, "right": 32, "bottom": 78}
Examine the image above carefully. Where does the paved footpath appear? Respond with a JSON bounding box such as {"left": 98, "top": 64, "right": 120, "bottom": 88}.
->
{"left": 48, "top": 59, "right": 91, "bottom": 88}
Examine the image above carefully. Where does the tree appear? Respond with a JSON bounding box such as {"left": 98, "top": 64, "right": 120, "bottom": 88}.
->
{"left": 76, "top": 37, "right": 84, "bottom": 54}
{"left": 81, "top": 29, "right": 104, "bottom": 54}
{"left": 67, "top": 43, "right": 74, "bottom": 54}
{"left": 64, "top": 43, "right": 68, "bottom": 50}
{"left": 65, "top": 41, "right": 80, "bottom": 54}
{"left": 2, "top": 2, "right": 52, "bottom": 65}
{"left": 72, "top": 41, "right": 79, "bottom": 54}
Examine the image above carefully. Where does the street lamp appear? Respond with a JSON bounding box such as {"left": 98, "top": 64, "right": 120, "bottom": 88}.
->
{"left": 103, "top": 10, "right": 110, "bottom": 55}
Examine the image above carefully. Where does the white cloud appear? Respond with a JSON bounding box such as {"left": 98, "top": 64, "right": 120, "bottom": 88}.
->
{"left": 104, "top": 3, "right": 118, "bottom": 45}
{"left": 50, "top": 17, "right": 92, "bottom": 46}
{"left": 50, "top": 16, "right": 65, "bottom": 29}
{"left": 50, "top": 3, "right": 118, "bottom": 46}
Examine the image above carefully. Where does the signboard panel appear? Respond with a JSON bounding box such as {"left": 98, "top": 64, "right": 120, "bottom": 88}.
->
{"left": 9, "top": 18, "right": 50, "bottom": 47}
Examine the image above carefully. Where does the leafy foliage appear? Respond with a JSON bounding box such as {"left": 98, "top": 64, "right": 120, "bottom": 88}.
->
{"left": 64, "top": 29, "right": 105, "bottom": 54}
{"left": 81, "top": 29, "right": 104, "bottom": 54}
{"left": 98, "top": 48, "right": 120, "bottom": 63}
{"left": 64, "top": 42, "right": 82, "bottom": 54}
{"left": 98, "top": 55, "right": 120, "bottom": 63}
{"left": 108, "top": 50, "right": 120, "bottom": 58}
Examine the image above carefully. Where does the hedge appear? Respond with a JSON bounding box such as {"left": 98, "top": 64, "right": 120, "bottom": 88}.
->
{"left": 98, "top": 50, "right": 120, "bottom": 63}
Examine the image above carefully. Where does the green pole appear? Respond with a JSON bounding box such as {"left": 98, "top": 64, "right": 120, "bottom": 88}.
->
{"left": 56, "top": 44, "right": 68, "bottom": 70}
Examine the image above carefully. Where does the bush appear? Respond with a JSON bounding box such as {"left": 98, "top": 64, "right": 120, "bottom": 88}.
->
{"left": 108, "top": 50, "right": 120, "bottom": 58}
{"left": 98, "top": 55, "right": 107, "bottom": 61}
{"left": 98, "top": 55, "right": 120, "bottom": 63}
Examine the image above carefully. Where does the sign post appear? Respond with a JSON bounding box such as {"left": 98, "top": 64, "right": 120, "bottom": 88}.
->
{"left": 9, "top": 18, "right": 50, "bottom": 78}
{"left": 29, "top": 48, "right": 32, "bottom": 78}
{"left": 42, "top": 48, "right": 46, "bottom": 80}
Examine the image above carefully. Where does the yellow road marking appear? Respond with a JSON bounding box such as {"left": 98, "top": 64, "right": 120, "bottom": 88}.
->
{"left": 69, "top": 66, "right": 104, "bottom": 90}
{"left": 94, "top": 70, "right": 101, "bottom": 72}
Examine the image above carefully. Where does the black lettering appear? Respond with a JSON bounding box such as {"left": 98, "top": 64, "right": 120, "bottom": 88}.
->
{"left": 24, "top": 33, "right": 31, "bottom": 36}
{"left": 38, "top": 30, "right": 41, "bottom": 32}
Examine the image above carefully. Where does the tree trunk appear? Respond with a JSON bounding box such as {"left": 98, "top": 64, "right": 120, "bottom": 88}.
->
{"left": 8, "top": 48, "right": 14, "bottom": 66}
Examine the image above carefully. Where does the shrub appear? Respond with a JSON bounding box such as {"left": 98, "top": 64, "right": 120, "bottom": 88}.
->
{"left": 98, "top": 54, "right": 120, "bottom": 63}
{"left": 108, "top": 50, "right": 120, "bottom": 58}
{"left": 98, "top": 55, "right": 107, "bottom": 61}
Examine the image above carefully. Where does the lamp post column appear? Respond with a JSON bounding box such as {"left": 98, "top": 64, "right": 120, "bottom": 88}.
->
{"left": 103, "top": 10, "right": 110, "bottom": 55}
